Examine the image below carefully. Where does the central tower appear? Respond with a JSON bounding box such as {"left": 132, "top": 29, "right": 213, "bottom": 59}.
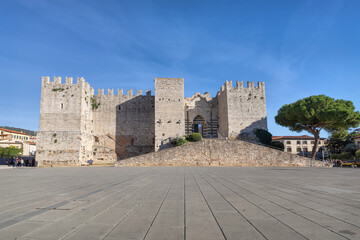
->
{"left": 154, "top": 78, "right": 185, "bottom": 150}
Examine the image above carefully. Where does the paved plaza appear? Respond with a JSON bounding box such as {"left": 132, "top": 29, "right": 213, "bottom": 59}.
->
{"left": 0, "top": 166, "right": 359, "bottom": 240}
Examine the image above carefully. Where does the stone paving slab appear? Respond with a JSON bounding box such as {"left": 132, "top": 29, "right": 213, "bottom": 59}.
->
{"left": 0, "top": 166, "right": 359, "bottom": 240}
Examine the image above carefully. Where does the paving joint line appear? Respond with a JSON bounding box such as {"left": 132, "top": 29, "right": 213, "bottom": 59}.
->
{"left": 143, "top": 168, "right": 180, "bottom": 240}
{"left": 207, "top": 169, "right": 351, "bottom": 240}
{"left": 17, "top": 173, "right": 152, "bottom": 240}
{"left": 189, "top": 167, "right": 227, "bottom": 240}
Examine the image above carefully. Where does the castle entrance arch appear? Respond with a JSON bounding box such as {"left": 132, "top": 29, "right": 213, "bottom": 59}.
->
{"left": 192, "top": 115, "right": 206, "bottom": 137}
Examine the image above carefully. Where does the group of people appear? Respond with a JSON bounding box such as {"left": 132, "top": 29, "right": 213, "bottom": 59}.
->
{"left": 7, "top": 157, "right": 35, "bottom": 167}
{"left": 333, "top": 159, "right": 343, "bottom": 168}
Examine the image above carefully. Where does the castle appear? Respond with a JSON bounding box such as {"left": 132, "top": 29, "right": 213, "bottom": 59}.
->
{"left": 36, "top": 77, "right": 267, "bottom": 166}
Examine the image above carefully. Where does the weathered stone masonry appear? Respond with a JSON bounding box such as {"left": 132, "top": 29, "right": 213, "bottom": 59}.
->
{"left": 36, "top": 77, "right": 267, "bottom": 166}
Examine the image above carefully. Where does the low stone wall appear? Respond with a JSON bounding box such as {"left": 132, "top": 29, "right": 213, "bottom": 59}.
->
{"left": 116, "top": 139, "right": 329, "bottom": 167}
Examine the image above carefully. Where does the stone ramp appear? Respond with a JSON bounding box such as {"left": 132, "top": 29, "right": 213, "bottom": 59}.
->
{"left": 116, "top": 139, "right": 329, "bottom": 167}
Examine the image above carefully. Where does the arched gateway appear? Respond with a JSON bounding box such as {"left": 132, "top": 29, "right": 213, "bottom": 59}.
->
{"left": 192, "top": 115, "right": 206, "bottom": 137}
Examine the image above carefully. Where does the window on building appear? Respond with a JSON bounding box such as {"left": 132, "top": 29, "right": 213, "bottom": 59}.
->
{"left": 303, "top": 148, "right": 308, "bottom": 152}
{"left": 13, "top": 135, "right": 15, "bottom": 139}
{"left": 296, "top": 141, "right": 301, "bottom": 145}
{"left": 319, "top": 141, "right": 322, "bottom": 144}
{"left": 303, "top": 141, "right": 307, "bottom": 144}
{"left": 131, "top": 139, "right": 134, "bottom": 146}
{"left": 311, "top": 141, "right": 315, "bottom": 144}
{"left": 286, "top": 141, "right": 291, "bottom": 144}
{"left": 61, "top": 103, "right": 64, "bottom": 109}
{"left": 297, "top": 148, "right": 301, "bottom": 153}
{"left": 287, "top": 148, "right": 292, "bottom": 152}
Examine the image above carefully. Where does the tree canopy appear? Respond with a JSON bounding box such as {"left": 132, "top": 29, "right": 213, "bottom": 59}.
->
{"left": 327, "top": 129, "right": 357, "bottom": 154}
{"left": 275, "top": 95, "right": 360, "bottom": 160}
{"left": 0, "top": 146, "right": 22, "bottom": 158}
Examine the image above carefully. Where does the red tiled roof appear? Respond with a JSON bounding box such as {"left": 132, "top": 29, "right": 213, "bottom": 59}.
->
{"left": 0, "top": 128, "right": 30, "bottom": 136}
{"left": 353, "top": 135, "right": 360, "bottom": 139}
{"left": 272, "top": 135, "right": 326, "bottom": 140}
{"left": 25, "top": 141, "right": 36, "bottom": 145}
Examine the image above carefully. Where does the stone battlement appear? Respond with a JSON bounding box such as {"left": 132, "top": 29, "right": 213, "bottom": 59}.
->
{"left": 95, "top": 89, "right": 151, "bottom": 97}
{"left": 219, "top": 80, "right": 265, "bottom": 93}
{"left": 42, "top": 76, "right": 88, "bottom": 85}
{"left": 42, "top": 76, "right": 152, "bottom": 97}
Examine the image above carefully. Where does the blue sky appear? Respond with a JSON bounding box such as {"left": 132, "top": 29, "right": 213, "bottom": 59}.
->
{"left": 0, "top": 0, "right": 359, "bottom": 137}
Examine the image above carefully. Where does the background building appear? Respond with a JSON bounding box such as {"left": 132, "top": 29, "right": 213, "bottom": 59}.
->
{"left": 0, "top": 128, "right": 31, "bottom": 142}
{"left": 0, "top": 128, "right": 36, "bottom": 156}
{"left": 272, "top": 135, "right": 326, "bottom": 155}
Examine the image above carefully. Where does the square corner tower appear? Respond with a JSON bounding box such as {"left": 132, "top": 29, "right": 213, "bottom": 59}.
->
{"left": 154, "top": 78, "right": 185, "bottom": 151}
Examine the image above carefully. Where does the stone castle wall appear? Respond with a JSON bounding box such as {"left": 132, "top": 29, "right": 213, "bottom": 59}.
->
{"left": 116, "top": 139, "right": 330, "bottom": 167}
{"left": 37, "top": 76, "right": 268, "bottom": 166}
{"left": 92, "top": 89, "right": 154, "bottom": 162}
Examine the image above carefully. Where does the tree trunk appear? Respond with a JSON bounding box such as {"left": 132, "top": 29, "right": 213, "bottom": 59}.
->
{"left": 311, "top": 132, "right": 320, "bottom": 161}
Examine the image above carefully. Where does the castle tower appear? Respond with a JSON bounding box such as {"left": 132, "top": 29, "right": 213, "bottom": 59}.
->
{"left": 154, "top": 78, "right": 185, "bottom": 150}
{"left": 36, "top": 77, "right": 93, "bottom": 166}
{"left": 217, "top": 80, "right": 267, "bottom": 140}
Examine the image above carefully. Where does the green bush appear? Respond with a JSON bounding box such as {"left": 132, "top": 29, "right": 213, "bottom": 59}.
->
{"left": 188, "top": 133, "right": 202, "bottom": 142}
{"left": 253, "top": 128, "right": 272, "bottom": 145}
{"left": 356, "top": 149, "right": 360, "bottom": 159}
{"left": 0, "top": 146, "right": 22, "bottom": 158}
{"left": 171, "top": 137, "right": 187, "bottom": 146}
{"left": 269, "top": 141, "right": 284, "bottom": 150}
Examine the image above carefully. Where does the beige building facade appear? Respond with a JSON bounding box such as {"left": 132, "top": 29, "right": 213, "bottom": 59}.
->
{"left": 0, "top": 128, "right": 31, "bottom": 142}
{"left": 36, "top": 77, "right": 267, "bottom": 166}
{"left": 0, "top": 128, "right": 36, "bottom": 156}
{"left": 272, "top": 135, "right": 326, "bottom": 155}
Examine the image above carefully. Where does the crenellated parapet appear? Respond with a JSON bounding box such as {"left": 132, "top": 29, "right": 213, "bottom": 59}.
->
{"left": 217, "top": 80, "right": 265, "bottom": 100}
{"left": 218, "top": 80, "right": 265, "bottom": 93}
{"left": 42, "top": 76, "right": 90, "bottom": 87}
{"left": 95, "top": 88, "right": 152, "bottom": 97}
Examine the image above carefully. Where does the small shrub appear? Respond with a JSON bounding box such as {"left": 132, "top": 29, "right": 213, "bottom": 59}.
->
{"left": 54, "top": 139, "right": 57, "bottom": 143}
{"left": 53, "top": 133, "right": 57, "bottom": 137}
{"left": 253, "top": 128, "right": 272, "bottom": 145}
{"left": 171, "top": 137, "right": 187, "bottom": 146}
{"left": 52, "top": 88, "right": 64, "bottom": 92}
{"left": 90, "top": 97, "right": 100, "bottom": 110}
{"left": 355, "top": 149, "right": 360, "bottom": 159}
{"left": 269, "top": 141, "right": 284, "bottom": 150}
{"left": 188, "top": 133, "right": 202, "bottom": 142}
